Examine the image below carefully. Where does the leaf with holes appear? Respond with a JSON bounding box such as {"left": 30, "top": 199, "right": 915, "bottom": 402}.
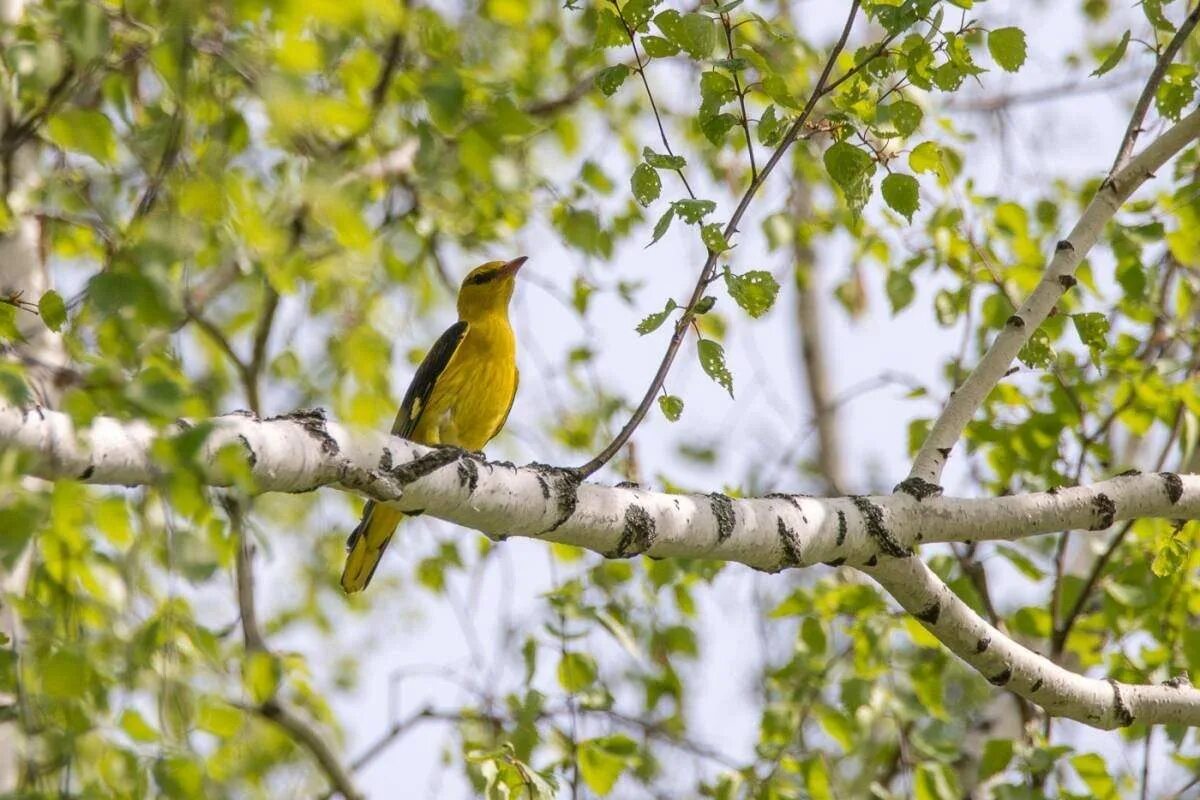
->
{"left": 630, "top": 163, "right": 661, "bottom": 206}
{"left": 670, "top": 199, "right": 716, "bottom": 224}
{"left": 698, "top": 338, "right": 733, "bottom": 396}
{"left": 642, "top": 147, "right": 686, "bottom": 170}
{"left": 658, "top": 394, "right": 683, "bottom": 421}
{"left": 1018, "top": 327, "right": 1054, "bottom": 369}
{"left": 1072, "top": 311, "right": 1109, "bottom": 366}
{"left": 701, "top": 224, "right": 729, "bottom": 252}
{"left": 596, "top": 64, "right": 631, "bottom": 97}
{"left": 636, "top": 299, "right": 678, "bottom": 335}
{"left": 823, "top": 141, "right": 876, "bottom": 213}
{"left": 725, "top": 269, "right": 779, "bottom": 318}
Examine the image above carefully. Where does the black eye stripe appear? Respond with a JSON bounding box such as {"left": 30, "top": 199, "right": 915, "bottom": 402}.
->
{"left": 468, "top": 270, "right": 497, "bottom": 285}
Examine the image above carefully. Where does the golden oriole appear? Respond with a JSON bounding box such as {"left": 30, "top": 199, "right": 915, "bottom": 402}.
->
{"left": 340, "top": 256, "right": 525, "bottom": 593}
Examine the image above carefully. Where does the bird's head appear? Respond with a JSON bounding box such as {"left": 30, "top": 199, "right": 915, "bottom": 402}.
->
{"left": 456, "top": 256, "right": 526, "bottom": 320}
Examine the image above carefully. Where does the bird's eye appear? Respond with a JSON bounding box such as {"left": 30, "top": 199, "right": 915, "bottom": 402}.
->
{"left": 468, "top": 271, "right": 494, "bottom": 285}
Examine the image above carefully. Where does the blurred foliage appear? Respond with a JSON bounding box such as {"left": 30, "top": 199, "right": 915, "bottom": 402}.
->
{"left": 0, "top": 0, "right": 1199, "bottom": 797}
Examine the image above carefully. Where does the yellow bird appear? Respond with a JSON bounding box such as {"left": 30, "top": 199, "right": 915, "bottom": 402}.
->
{"left": 341, "top": 256, "right": 525, "bottom": 593}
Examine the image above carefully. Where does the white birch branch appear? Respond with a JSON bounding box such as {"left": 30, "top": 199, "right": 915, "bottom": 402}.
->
{"left": 909, "top": 108, "right": 1200, "bottom": 484}
{"left": 2, "top": 404, "right": 1200, "bottom": 728}
{"left": 865, "top": 556, "right": 1197, "bottom": 730}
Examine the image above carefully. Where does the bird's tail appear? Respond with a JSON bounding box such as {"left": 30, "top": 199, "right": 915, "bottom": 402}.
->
{"left": 340, "top": 501, "right": 405, "bottom": 593}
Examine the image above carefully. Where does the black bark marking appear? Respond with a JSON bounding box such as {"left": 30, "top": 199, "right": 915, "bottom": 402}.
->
{"left": 893, "top": 476, "right": 943, "bottom": 501}
{"left": 1047, "top": 485, "right": 1060, "bottom": 495}
{"left": 776, "top": 517, "right": 803, "bottom": 568}
{"left": 1055, "top": 239, "right": 1074, "bottom": 252}
{"left": 457, "top": 457, "right": 479, "bottom": 495}
{"left": 378, "top": 448, "right": 393, "bottom": 472}
{"left": 850, "top": 496, "right": 909, "bottom": 557}
{"left": 390, "top": 446, "right": 461, "bottom": 485}
{"left": 1006, "top": 314, "right": 1025, "bottom": 329}
{"left": 274, "top": 408, "right": 339, "bottom": 456}
{"left": 988, "top": 667, "right": 1012, "bottom": 686}
{"left": 1164, "top": 675, "right": 1192, "bottom": 689}
{"left": 822, "top": 557, "right": 846, "bottom": 567}
{"left": 174, "top": 417, "right": 193, "bottom": 430}
{"left": 915, "top": 602, "right": 940, "bottom": 625}
{"left": 1030, "top": 678, "right": 1043, "bottom": 693}
{"left": 225, "top": 408, "right": 258, "bottom": 419}
{"left": 709, "top": 493, "right": 736, "bottom": 543}
{"left": 606, "top": 504, "right": 656, "bottom": 558}
{"left": 1161, "top": 471, "right": 1183, "bottom": 504}
{"left": 936, "top": 447, "right": 952, "bottom": 460}
{"left": 836, "top": 510, "right": 847, "bottom": 546}
{"left": 764, "top": 492, "right": 806, "bottom": 509}
{"left": 236, "top": 435, "right": 257, "bottom": 468}
{"left": 864, "top": 554, "right": 877, "bottom": 567}
{"left": 1115, "top": 467, "right": 1141, "bottom": 478}
{"left": 78, "top": 464, "right": 95, "bottom": 480}
{"left": 1108, "top": 679, "right": 1134, "bottom": 726}
{"left": 1090, "top": 492, "right": 1116, "bottom": 530}
{"left": 615, "top": 480, "right": 641, "bottom": 489}
{"left": 1058, "top": 274, "right": 1078, "bottom": 289}
{"left": 529, "top": 463, "right": 581, "bottom": 534}
{"left": 975, "top": 636, "right": 991, "bottom": 654}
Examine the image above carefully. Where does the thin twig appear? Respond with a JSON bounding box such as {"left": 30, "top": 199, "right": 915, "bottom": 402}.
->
{"left": 579, "top": 0, "right": 890, "bottom": 477}
{"left": 249, "top": 700, "right": 364, "bottom": 800}
{"left": 611, "top": 0, "right": 696, "bottom": 199}
{"left": 717, "top": 2, "right": 758, "bottom": 181}
{"left": 1109, "top": 3, "right": 1200, "bottom": 175}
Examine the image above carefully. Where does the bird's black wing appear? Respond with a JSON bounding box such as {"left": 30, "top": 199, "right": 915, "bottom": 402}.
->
{"left": 391, "top": 320, "right": 469, "bottom": 439}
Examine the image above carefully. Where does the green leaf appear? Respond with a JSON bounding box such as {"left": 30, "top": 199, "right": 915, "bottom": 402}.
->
{"left": 978, "top": 738, "right": 1014, "bottom": 780}
{"left": 1018, "top": 327, "right": 1054, "bottom": 369}
{"left": 698, "top": 338, "right": 733, "bottom": 396}
{"left": 823, "top": 141, "right": 876, "bottom": 212}
{"left": 596, "top": 64, "right": 631, "bottom": 96}
{"left": 656, "top": 10, "right": 716, "bottom": 59}
{"left": 557, "top": 651, "right": 597, "bottom": 692}
{"left": 701, "top": 223, "right": 729, "bottom": 252}
{"left": 1091, "top": 30, "right": 1130, "bottom": 77}
{"left": 914, "top": 762, "right": 960, "bottom": 800}
{"left": 37, "top": 290, "right": 67, "bottom": 332}
{"left": 243, "top": 651, "right": 281, "bottom": 704}
{"left": 885, "top": 269, "right": 915, "bottom": 313}
{"left": 670, "top": 199, "right": 716, "bottom": 224}
{"left": 578, "top": 736, "right": 637, "bottom": 796}
{"left": 630, "top": 163, "right": 661, "bottom": 206}
{"left": 1151, "top": 525, "right": 1189, "bottom": 577}
{"left": 699, "top": 112, "right": 738, "bottom": 145}
{"left": 622, "top": 0, "right": 658, "bottom": 30}
{"left": 886, "top": 100, "right": 923, "bottom": 137}
{"left": 1071, "top": 753, "right": 1118, "bottom": 800}
{"left": 648, "top": 207, "right": 675, "bottom": 246}
{"left": 757, "top": 104, "right": 785, "bottom": 146}
{"left": 658, "top": 394, "right": 683, "bottom": 421}
{"left": 643, "top": 146, "right": 686, "bottom": 170}
{"left": 120, "top": 709, "right": 159, "bottom": 743}
{"left": 909, "top": 141, "right": 943, "bottom": 174}
{"left": 640, "top": 35, "right": 679, "bottom": 58}
{"left": 1071, "top": 312, "right": 1109, "bottom": 366}
{"left": 1156, "top": 64, "right": 1197, "bottom": 120}
{"left": 881, "top": 173, "right": 920, "bottom": 221}
{"left": 45, "top": 109, "right": 118, "bottom": 164}
{"left": 636, "top": 299, "right": 678, "bottom": 334}
{"left": 987, "top": 27, "right": 1027, "bottom": 72}
{"left": 724, "top": 269, "right": 780, "bottom": 318}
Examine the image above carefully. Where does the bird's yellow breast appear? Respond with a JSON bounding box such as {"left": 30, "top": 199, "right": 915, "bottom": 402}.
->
{"left": 410, "top": 313, "right": 516, "bottom": 451}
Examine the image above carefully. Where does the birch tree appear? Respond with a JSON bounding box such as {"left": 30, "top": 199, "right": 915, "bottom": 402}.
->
{"left": 1, "top": 0, "right": 1199, "bottom": 797}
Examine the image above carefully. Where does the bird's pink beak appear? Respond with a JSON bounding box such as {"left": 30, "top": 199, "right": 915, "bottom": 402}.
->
{"left": 499, "top": 256, "right": 528, "bottom": 277}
